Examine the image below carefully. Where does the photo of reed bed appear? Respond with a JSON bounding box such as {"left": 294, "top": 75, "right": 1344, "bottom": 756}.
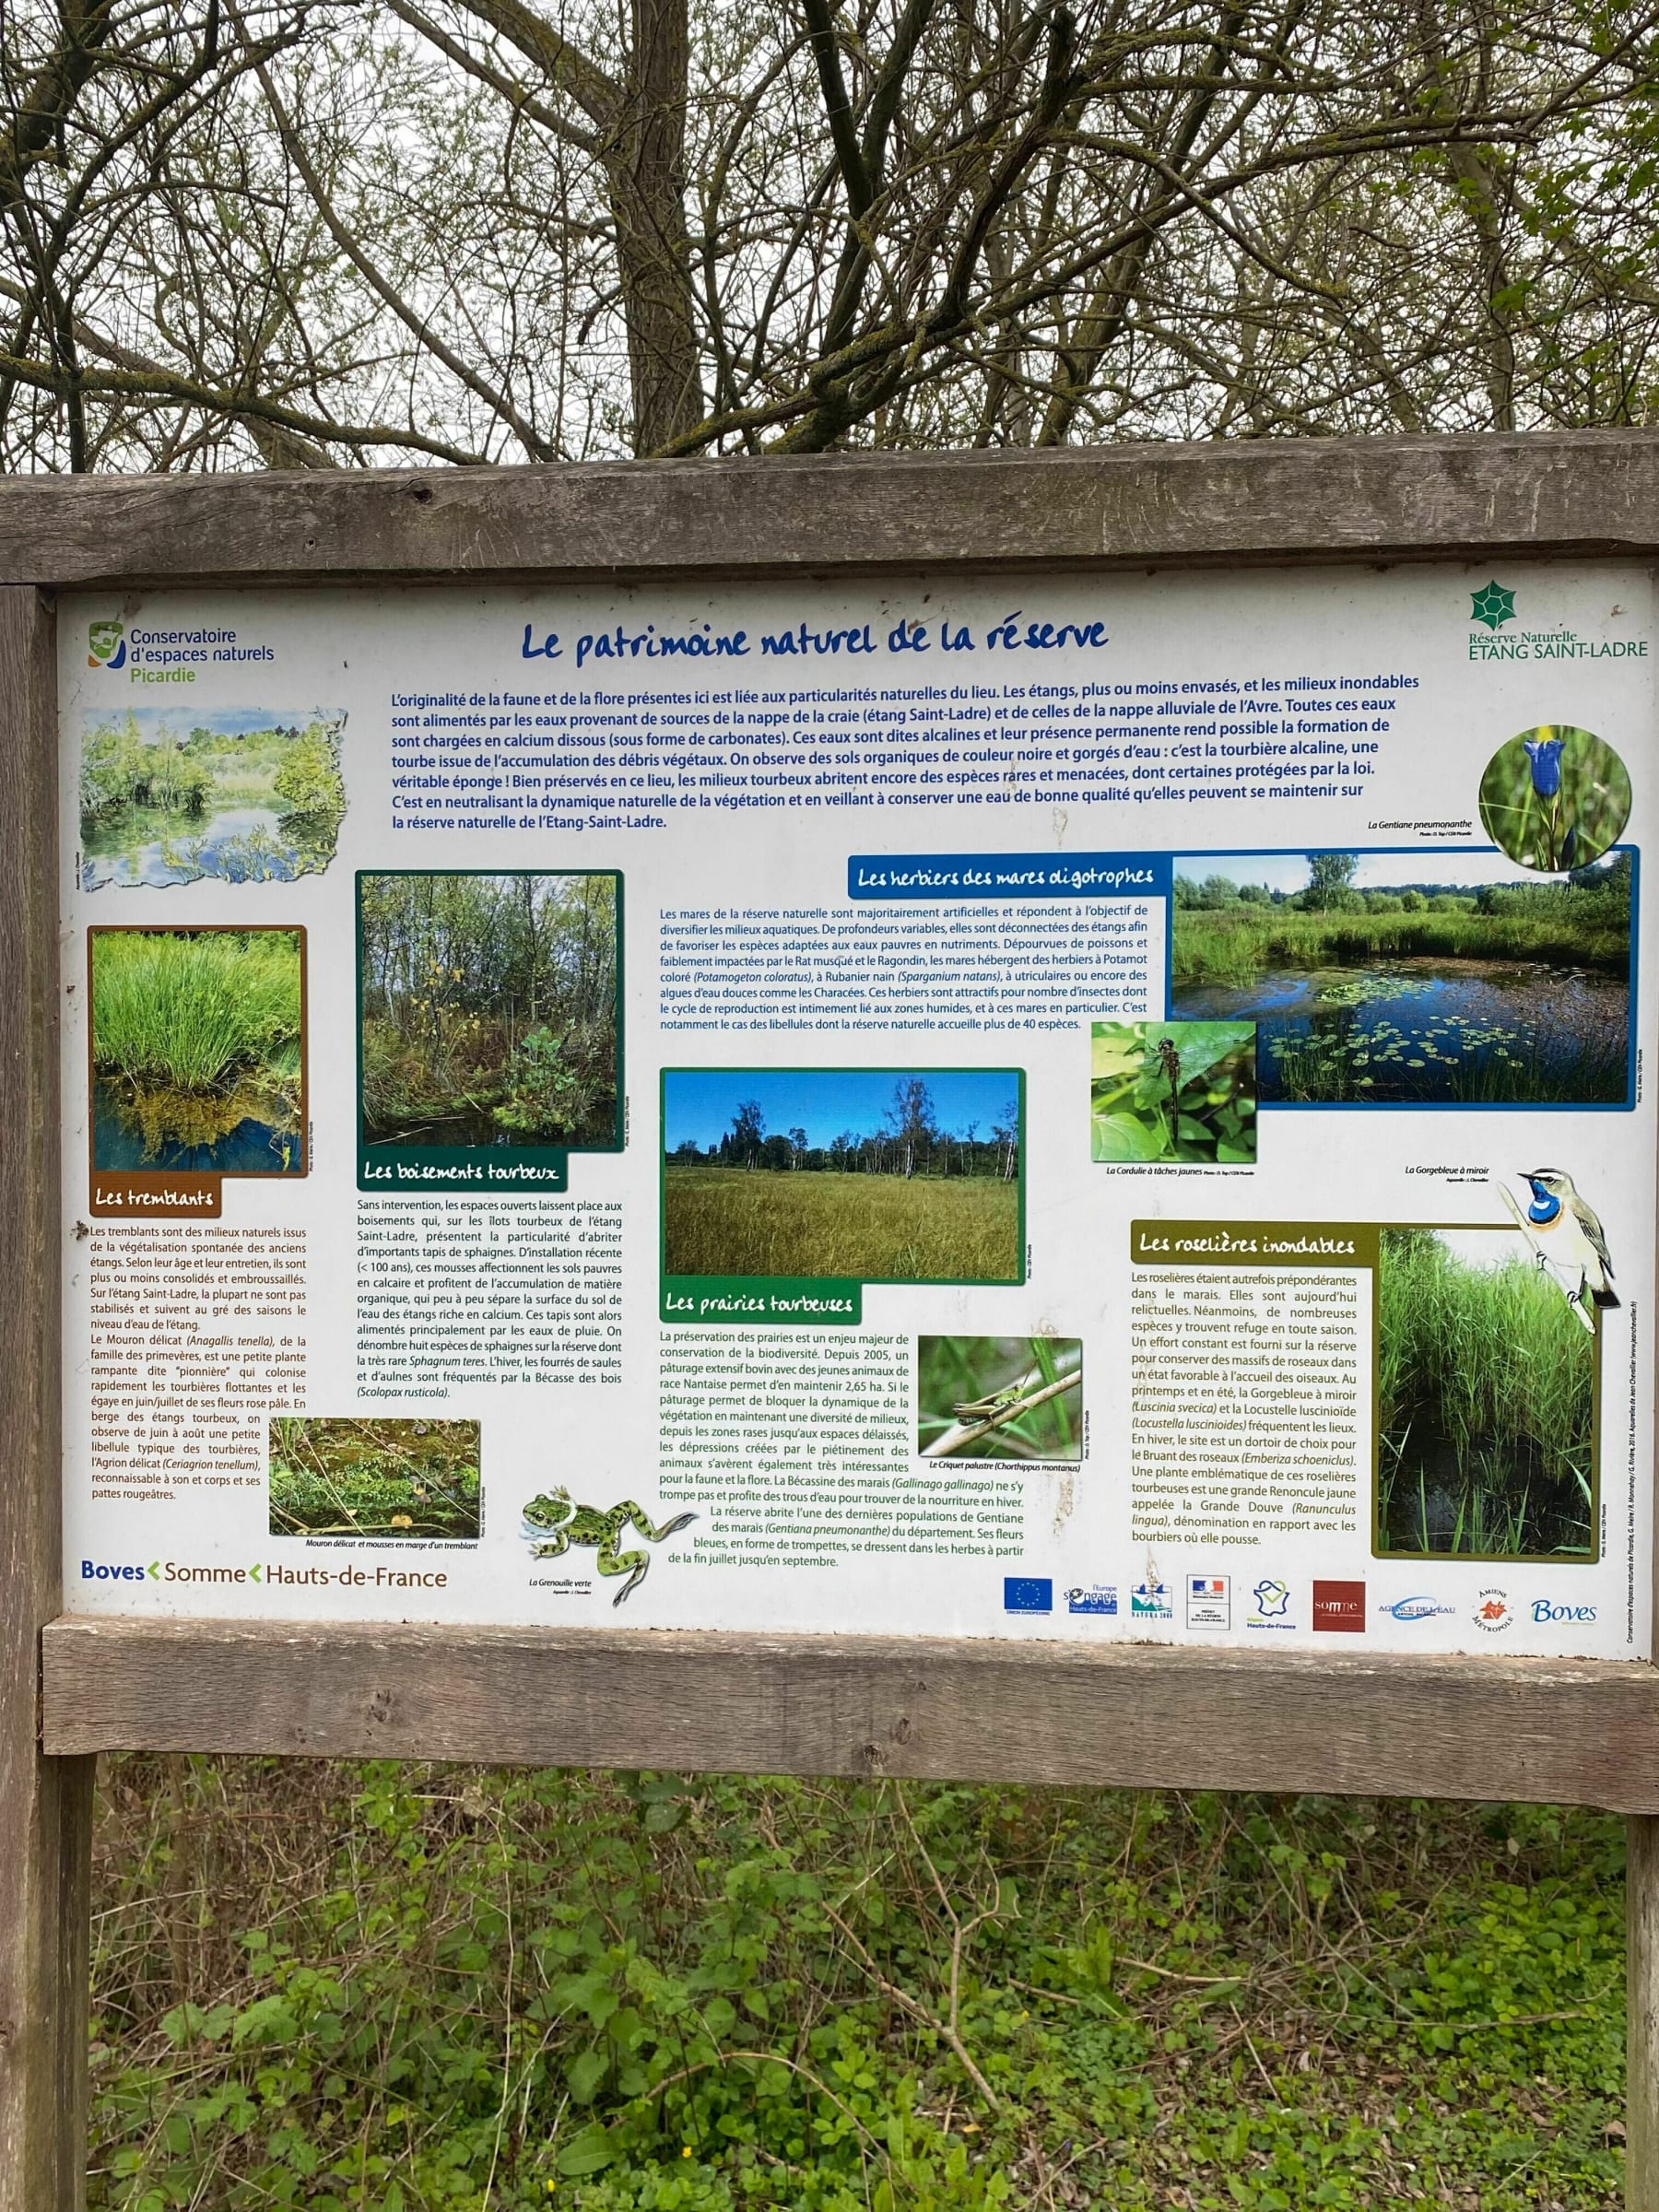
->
{"left": 1376, "top": 1227, "right": 1595, "bottom": 1558}
{"left": 664, "top": 1070, "right": 1021, "bottom": 1281}
{"left": 269, "top": 1418, "right": 481, "bottom": 1539}
{"left": 1172, "top": 852, "right": 1630, "bottom": 1105}
{"left": 1090, "top": 1019, "right": 1255, "bottom": 1162}
{"left": 1478, "top": 725, "right": 1630, "bottom": 873}
{"left": 90, "top": 928, "right": 304, "bottom": 1173}
{"left": 80, "top": 708, "right": 346, "bottom": 888}
{"left": 918, "top": 1335, "right": 1081, "bottom": 1460}
{"left": 359, "top": 872, "right": 618, "bottom": 1150}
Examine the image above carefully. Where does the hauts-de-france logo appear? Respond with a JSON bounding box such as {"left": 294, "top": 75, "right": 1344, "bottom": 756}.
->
{"left": 1469, "top": 581, "right": 1517, "bottom": 631}
{"left": 87, "top": 618, "right": 126, "bottom": 669}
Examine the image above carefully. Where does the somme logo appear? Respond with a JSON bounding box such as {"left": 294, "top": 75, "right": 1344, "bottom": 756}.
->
{"left": 1312, "top": 1580, "right": 1366, "bottom": 1633}
{"left": 1380, "top": 1595, "right": 1454, "bottom": 1622}
{"left": 87, "top": 618, "right": 126, "bottom": 670}
{"left": 1469, "top": 582, "right": 1517, "bottom": 631}
{"left": 1473, "top": 1587, "right": 1514, "bottom": 1632}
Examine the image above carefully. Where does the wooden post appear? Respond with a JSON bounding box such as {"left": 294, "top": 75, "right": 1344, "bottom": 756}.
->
{"left": 0, "top": 587, "right": 91, "bottom": 2212}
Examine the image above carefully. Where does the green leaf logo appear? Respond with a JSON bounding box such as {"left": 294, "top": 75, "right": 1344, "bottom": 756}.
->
{"left": 1470, "top": 582, "right": 1516, "bottom": 630}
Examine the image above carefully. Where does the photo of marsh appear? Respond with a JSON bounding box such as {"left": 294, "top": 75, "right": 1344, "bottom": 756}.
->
{"left": 664, "top": 1069, "right": 1021, "bottom": 1282}
{"left": 919, "top": 1335, "right": 1081, "bottom": 1461}
{"left": 269, "top": 1418, "right": 481, "bottom": 1540}
{"left": 80, "top": 708, "right": 346, "bottom": 888}
{"left": 1478, "top": 724, "right": 1631, "bottom": 874}
{"left": 359, "top": 872, "right": 619, "bottom": 1150}
{"left": 1171, "top": 850, "right": 1630, "bottom": 1105}
{"left": 1376, "top": 1228, "right": 1595, "bottom": 1559}
{"left": 1090, "top": 1019, "right": 1255, "bottom": 1163}
{"left": 90, "top": 927, "right": 304, "bottom": 1174}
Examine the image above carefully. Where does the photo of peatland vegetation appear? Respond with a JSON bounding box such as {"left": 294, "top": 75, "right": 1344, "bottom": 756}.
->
{"left": 269, "top": 1418, "right": 482, "bottom": 1539}
{"left": 80, "top": 708, "right": 346, "bottom": 888}
{"left": 1090, "top": 1019, "right": 1256, "bottom": 1162}
{"left": 1171, "top": 850, "right": 1630, "bottom": 1105}
{"left": 359, "top": 872, "right": 618, "bottom": 1150}
{"left": 1478, "top": 725, "right": 1631, "bottom": 874}
{"left": 90, "top": 927, "right": 304, "bottom": 1173}
{"left": 664, "top": 1070, "right": 1020, "bottom": 1281}
{"left": 1377, "top": 1228, "right": 1595, "bottom": 1559}
{"left": 919, "top": 1335, "right": 1081, "bottom": 1460}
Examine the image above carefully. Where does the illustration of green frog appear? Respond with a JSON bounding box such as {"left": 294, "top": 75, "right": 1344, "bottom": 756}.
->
{"left": 521, "top": 1488, "right": 697, "bottom": 1605}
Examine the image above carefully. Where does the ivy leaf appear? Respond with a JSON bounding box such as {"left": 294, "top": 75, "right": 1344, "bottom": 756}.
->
{"left": 1091, "top": 1112, "right": 1169, "bottom": 1163}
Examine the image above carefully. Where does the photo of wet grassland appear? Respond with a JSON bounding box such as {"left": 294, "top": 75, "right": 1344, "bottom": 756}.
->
{"left": 1376, "top": 1228, "right": 1595, "bottom": 1559}
{"left": 664, "top": 1069, "right": 1021, "bottom": 1282}
{"left": 90, "top": 926, "right": 305, "bottom": 1174}
{"left": 359, "top": 872, "right": 619, "bottom": 1151}
{"left": 80, "top": 707, "right": 346, "bottom": 888}
{"left": 1171, "top": 850, "right": 1630, "bottom": 1105}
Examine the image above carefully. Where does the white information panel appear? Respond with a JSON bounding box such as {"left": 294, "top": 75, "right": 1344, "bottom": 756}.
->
{"left": 59, "top": 564, "right": 1654, "bottom": 1654}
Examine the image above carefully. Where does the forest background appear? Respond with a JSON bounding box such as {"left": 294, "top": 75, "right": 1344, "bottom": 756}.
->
{"left": 7, "top": 0, "right": 1656, "bottom": 2200}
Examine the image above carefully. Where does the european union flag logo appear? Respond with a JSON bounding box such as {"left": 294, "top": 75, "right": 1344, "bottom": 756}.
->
{"left": 1004, "top": 1577, "right": 1053, "bottom": 1613}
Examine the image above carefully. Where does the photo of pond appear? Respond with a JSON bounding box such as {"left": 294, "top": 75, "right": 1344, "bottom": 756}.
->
{"left": 1170, "top": 850, "right": 1630, "bottom": 1106}
{"left": 80, "top": 707, "right": 347, "bottom": 888}
{"left": 90, "top": 927, "right": 305, "bottom": 1175}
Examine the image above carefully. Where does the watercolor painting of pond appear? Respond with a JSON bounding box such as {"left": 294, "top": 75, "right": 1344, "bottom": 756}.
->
{"left": 80, "top": 707, "right": 346, "bottom": 888}
{"left": 90, "top": 927, "right": 305, "bottom": 1176}
{"left": 1171, "top": 850, "right": 1630, "bottom": 1107}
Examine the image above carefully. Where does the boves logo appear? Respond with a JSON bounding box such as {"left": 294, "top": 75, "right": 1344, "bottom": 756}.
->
{"left": 88, "top": 618, "right": 126, "bottom": 669}
{"left": 1532, "top": 1598, "right": 1596, "bottom": 1626}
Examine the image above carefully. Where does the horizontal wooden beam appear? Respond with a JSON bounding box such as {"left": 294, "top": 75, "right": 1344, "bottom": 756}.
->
{"left": 41, "top": 1616, "right": 1659, "bottom": 1810}
{"left": 6, "top": 430, "right": 1659, "bottom": 588}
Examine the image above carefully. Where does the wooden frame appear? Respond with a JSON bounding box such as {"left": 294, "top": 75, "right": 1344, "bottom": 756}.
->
{"left": 5, "top": 428, "right": 1659, "bottom": 2208}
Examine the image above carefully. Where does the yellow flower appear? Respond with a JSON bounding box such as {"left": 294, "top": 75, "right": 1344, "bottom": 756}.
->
{"left": 682, "top": 2147, "right": 693, "bottom": 2159}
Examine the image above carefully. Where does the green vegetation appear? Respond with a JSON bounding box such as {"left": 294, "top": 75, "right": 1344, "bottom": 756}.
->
{"left": 360, "top": 874, "right": 618, "bottom": 1148}
{"left": 1090, "top": 1021, "right": 1255, "bottom": 1163}
{"left": 1479, "top": 727, "right": 1631, "bottom": 873}
{"left": 665, "top": 1168, "right": 1018, "bottom": 1281}
{"left": 88, "top": 1759, "right": 1629, "bottom": 2210}
{"left": 269, "top": 1418, "right": 481, "bottom": 1539}
{"left": 918, "top": 1335, "right": 1080, "bottom": 1459}
{"left": 80, "top": 712, "right": 347, "bottom": 887}
{"left": 1377, "top": 1229, "right": 1594, "bottom": 1558}
{"left": 1172, "top": 858, "right": 1630, "bottom": 991}
{"left": 90, "top": 929, "right": 303, "bottom": 1169}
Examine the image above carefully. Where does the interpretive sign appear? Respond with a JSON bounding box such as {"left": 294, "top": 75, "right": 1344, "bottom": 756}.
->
{"left": 59, "top": 559, "right": 1653, "bottom": 1654}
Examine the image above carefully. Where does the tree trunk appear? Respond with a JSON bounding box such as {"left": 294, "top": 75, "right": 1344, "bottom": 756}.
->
{"left": 613, "top": 0, "right": 701, "bottom": 453}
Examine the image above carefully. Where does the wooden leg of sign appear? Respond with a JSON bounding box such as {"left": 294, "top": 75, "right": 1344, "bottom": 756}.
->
{"left": 1632, "top": 1818, "right": 1659, "bottom": 2209}
{"left": 0, "top": 584, "right": 92, "bottom": 2211}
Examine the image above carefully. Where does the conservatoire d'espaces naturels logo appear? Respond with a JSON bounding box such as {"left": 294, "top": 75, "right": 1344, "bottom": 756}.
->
{"left": 88, "top": 618, "right": 126, "bottom": 669}
{"left": 1469, "top": 582, "right": 1517, "bottom": 631}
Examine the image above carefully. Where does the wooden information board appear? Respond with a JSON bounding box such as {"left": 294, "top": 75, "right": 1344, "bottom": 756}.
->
{"left": 4, "top": 431, "right": 1659, "bottom": 2206}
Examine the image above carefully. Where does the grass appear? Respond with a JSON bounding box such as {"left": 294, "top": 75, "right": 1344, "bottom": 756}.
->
{"left": 1171, "top": 904, "right": 1628, "bottom": 991}
{"left": 918, "top": 1335, "right": 1081, "bottom": 1460}
{"left": 90, "top": 930, "right": 303, "bottom": 1167}
{"left": 1376, "top": 1229, "right": 1594, "bottom": 1558}
{"left": 87, "top": 1759, "right": 1630, "bottom": 2210}
{"left": 664, "top": 1167, "right": 1019, "bottom": 1281}
{"left": 268, "top": 1418, "right": 481, "bottom": 1539}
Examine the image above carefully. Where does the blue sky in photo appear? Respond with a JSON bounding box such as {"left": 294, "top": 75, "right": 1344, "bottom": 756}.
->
{"left": 664, "top": 1068, "right": 1018, "bottom": 1151}
{"left": 82, "top": 707, "right": 324, "bottom": 740}
{"left": 1174, "top": 849, "right": 1566, "bottom": 897}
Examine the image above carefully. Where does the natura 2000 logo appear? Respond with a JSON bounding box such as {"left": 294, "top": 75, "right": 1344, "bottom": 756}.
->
{"left": 87, "top": 618, "right": 126, "bottom": 669}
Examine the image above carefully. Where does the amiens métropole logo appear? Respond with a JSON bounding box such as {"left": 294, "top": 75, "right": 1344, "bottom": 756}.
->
{"left": 1470, "top": 581, "right": 1516, "bottom": 631}
{"left": 1466, "top": 580, "right": 1647, "bottom": 664}
{"left": 88, "top": 618, "right": 125, "bottom": 669}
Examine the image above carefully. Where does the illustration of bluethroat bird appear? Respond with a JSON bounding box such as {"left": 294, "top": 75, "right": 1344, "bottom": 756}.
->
{"left": 1496, "top": 1168, "right": 1618, "bottom": 1332}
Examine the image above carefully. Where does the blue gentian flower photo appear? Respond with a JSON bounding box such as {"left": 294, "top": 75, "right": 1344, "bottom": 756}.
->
{"left": 1524, "top": 735, "right": 1564, "bottom": 797}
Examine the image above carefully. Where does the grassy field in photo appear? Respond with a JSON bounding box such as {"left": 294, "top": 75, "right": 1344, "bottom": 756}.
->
{"left": 918, "top": 1334, "right": 1081, "bottom": 1459}
{"left": 1376, "top": 1228, "right": 1594, "bottom": 1558}
{"left": 360, "top": 872, "right": 618, "bottom": 1149}
{"left": 268, "top": 1418, "right": 481, "bottom": 1539}
{"left": 664, "top": 1165, "right": 1019, "bottom": 1281}
{"left": 90, "top": 928, "right": 303, "bottom": 1172}
{"left": 80, "top": 709, "right": 346, "bottom": 887}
